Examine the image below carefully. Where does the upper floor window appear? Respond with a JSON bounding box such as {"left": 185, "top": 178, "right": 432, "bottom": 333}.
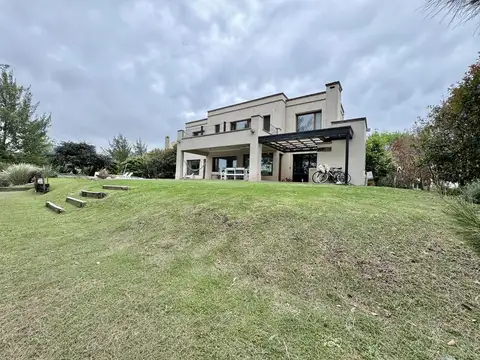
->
{"left": 215, "top": 124, "right": 220, "bottom": 133}
{"left": 296, "top": 112, "right": 322, "bottom": 132}
{"left": 263, "top": 115, "right": 271, "bottom": 131}
{"left": 231, "top": 119, "right": 250, "bottom": 131}
{"left": 193, "top": 131, "right": 202, "bottom": 136}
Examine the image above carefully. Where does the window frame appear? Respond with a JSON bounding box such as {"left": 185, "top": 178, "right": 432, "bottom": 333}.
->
{"left": 243, "top": 153, "right": 274, "bottom": 176}
{"left": 214, "top": 124, "right": 220, "bottom": 133}
{"left": 295, "top": 111, "right": 322, "bottom": 132}
{"left": 230, "top": 119, "right": 251, "bottom": 131}
{"left": 263, "top": 115, "right": 271, "bottom": 131}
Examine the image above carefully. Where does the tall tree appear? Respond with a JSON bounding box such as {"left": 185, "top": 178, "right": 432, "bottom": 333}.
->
{"left": 365, "top": 131, "right": 402, "bottom": 183}
{"left": 0, "top": 64, "right": 51, "bottom": 164}
{"left": 103, "top": 133, "right": 132, "bottom": 164}
{"left": 420, "top": 56, "right": 480, "bottom": 184}
{"left": 133, "top": 138, "right": 148, "bottom": 156}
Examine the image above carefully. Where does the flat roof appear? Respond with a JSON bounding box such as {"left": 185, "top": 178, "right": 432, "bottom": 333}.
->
{"left": 258, "top": 126, "right": 353, "bottom": 153}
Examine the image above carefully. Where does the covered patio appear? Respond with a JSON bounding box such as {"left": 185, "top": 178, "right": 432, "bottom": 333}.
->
{"left": 258, "top": 125, "right": 353, "bottom": 184}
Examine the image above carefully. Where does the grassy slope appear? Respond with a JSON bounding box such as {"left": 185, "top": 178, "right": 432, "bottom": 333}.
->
{"left": 0, "top": 179, "right": 478, "bottom": 360}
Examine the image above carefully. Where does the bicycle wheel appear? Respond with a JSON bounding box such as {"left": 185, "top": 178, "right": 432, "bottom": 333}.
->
{"left": 335, "top": 171, "right": 352, "bottom": 184}
{"left": 312, "top": 170, "right": 329, "bottom": 183}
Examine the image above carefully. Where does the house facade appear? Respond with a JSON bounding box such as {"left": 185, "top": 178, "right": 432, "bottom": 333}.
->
{"left": 175, "top": 81, "right": 368, "bottom": 185}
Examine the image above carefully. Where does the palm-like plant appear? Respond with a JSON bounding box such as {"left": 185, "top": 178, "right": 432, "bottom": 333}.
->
{"left": 425, "top": 0, "right": 480, "bottom": 25}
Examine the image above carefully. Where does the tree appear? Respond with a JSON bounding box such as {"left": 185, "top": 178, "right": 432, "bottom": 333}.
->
{"left": 51, "top": 141, "right": 113, "bottom": 175}
{"left": 133, "top": 138, "right": 148, "bottom": 156}
{"left": 146, "top": 145, "right": 176, "bottom": 178}
{"left": 424, "top": 0, "right": 480, "bottom": 25}
{"left": 0, "top": 64, "right": 51, "bottom": 164}
{"left": 103, "top": 133, "right": 132, "bottom": 164}
{"left": 419, "top": 56, "right": 480, "bottom": 184}
{"left": 365, "top": 131, "right": 402, "bottom": 183}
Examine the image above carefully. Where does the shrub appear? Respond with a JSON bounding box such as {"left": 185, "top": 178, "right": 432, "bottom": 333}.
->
{"left": 121, "top": 156, "right": 148, "bottom": 177}
{"left": 42, "top": 164, "right": 58, "bottom": 178}
{"left": 462, "top": 180, "right": 480, "bottom": 204}
{"left": 0, "top": 163, "right": 41, "bottom": 186}
{"left": 446, "top": 200, "right": 480, "bottom": 255}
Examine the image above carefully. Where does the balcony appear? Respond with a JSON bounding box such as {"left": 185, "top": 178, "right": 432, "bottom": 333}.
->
{"left": 181, "top": 122, "right": 281, "bottom": 139}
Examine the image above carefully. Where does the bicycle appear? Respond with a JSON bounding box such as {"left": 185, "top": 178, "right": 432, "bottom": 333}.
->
{"left": 312, "top": 165, "right": 351, "bottom": 184}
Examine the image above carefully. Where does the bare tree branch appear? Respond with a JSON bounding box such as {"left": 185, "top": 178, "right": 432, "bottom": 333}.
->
{"left": 424, "top": 0, "right": 480, "bottom": 26}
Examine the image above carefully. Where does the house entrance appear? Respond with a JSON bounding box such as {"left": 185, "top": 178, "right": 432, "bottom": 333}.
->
{"left": 292, "top": 153, "right": 317, "bottom": 182}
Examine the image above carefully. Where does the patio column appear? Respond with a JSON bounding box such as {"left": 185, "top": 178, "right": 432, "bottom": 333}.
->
{"left": 249, "top": 142, "right": 262, "bottom": 181}
{"left": 205, "top": 154, "right": 212, "bottom": 180}
{"left": 249, "top": 115, "right": 263, "bottom": 181}
{"left": 175, "top": 149, "right": 184, "bottom": 180}
{"left": 344, "top": 135, "right": 350, "bottom": 184}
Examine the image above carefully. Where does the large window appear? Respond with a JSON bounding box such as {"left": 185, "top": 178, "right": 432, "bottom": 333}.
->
{"left": 296, "top": 112, "right": 322, "bottom": 132}
{"left": 186, "top": 159, "right": 201, "bottom": 175}
{"left": 243, "top": 153, "right": 274, "bottom": 176}
{"left": 212, "top": 156, "right": 237, "bottom": 172}
{"left": 231, "top": 119, "right": 250, "bottom": 131}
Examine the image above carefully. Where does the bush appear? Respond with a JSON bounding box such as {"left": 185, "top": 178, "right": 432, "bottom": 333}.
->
{"left": 0, "top": 163, "right": 41, "bottom": 186}
{"left": 462, "top": 180, "right": 480, "bottom": 204}
{"left": 122, "top": 156, "right": 148, "bottom": 177}
{"left": 42, "top": 164, "right": 58, "bottom": 178}
{"left": 446, "top": 200, "right": 480, "bottom": 255}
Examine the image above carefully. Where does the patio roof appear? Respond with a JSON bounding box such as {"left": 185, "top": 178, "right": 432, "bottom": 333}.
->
{"left": 258, "top": 126, "right": 353, "bottom": 153}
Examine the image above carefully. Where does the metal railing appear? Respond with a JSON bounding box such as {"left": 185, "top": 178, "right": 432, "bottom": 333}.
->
{"left": 263, "top": 124, "right": 281, "bottom": 135}
{"left": 182, "top": 122, "right": 281, "bottom": 138}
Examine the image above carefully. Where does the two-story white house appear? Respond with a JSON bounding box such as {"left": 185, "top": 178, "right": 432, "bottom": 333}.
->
{"left": 175, "top": 81, "right": 367, "bottom": 185}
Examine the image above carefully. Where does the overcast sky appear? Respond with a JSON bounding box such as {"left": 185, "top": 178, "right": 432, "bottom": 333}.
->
{"left": 0, "top": 0, "right": 478, "bottom": 149}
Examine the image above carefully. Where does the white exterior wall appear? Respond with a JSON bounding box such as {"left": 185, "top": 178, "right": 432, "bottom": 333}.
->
{"left": 175, "top": 81, "right": 367, "bottom": 184}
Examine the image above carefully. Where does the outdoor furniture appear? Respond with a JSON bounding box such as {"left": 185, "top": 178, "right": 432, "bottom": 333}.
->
{"left": 220, "top": 167, "right": 249, "bottom": 180}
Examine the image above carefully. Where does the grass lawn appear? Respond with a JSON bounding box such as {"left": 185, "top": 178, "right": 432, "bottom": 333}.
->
{"left": 0, "top": 179, "right": 479, "bottom": 359}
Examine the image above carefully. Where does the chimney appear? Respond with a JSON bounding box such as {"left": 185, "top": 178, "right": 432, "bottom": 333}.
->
{"left": 164, "top": 136, "right": 170, "bottom": 149}
{"left": 325, "top": 81, "right": 343, "bottom": 126}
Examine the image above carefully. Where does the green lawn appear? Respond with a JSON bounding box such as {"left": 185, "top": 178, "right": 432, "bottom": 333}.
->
{"left": 0, "top": 179, "right": 478, "bottom": 359}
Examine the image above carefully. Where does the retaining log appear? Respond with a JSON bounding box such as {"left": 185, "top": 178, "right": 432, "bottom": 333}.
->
{"left": 46, "top": 201, "right": 64, "bottom": 213}
{"left": 66, "top": 196, "right": 86, "bottom": 208}
{"left": 80, "top": 190, "right": 107, "bottom": 199}
{"left": 102, "top": 185, "right": 129, "bottom": 190}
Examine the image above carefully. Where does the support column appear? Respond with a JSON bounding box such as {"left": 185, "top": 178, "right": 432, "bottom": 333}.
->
{"left": 272, "top": 151, "right": 280, "bottom": 180}
{"left": 249, "top": 142, "right": 262, "bottom": 181}
{"left": 175, "top": 149, "right": 184, "bottom": 180}
{"left": 249, "top": 114, "right": 263, "bottom": 181}
{"left": 205, "top": 154, "right": 212, "bottom": 180}
{"left": 344, "top": 136, "right": 350, "bottom": 184}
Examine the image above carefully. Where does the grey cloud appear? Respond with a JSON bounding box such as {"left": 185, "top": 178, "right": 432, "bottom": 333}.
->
{"left": 0, "top": 0, "right": 478, "bottom": 149}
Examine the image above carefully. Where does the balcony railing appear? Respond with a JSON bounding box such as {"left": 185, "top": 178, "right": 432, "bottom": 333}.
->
{"left": 263, "top": 124, "right": 281, "bottom": 135}
{"left": 182, "top": 122, "right": 282, "bottom": 138}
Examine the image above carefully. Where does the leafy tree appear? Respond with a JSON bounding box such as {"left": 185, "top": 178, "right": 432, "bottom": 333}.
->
{"left": 51, "top": 141, "right": 113, "bottom": 175}
{"left": 419, "top": 56, "right": 480, "bottom": 185}
{"left": 0, "top": 64, "right": 51, "bottom": 164}
{"left": 146, "top": 145, "right": 176, "bottom": 178}
{"left": 122, "top": 155, "right": 148, "bottom": 177}
{"left": 365, "top": 131, "right": 401, "bottom": 183}
{"left": 133, "top": 138, "right": 148, "bottom": 156}
{"left": 103, "top": 133, "right": 132, "bottom": 164}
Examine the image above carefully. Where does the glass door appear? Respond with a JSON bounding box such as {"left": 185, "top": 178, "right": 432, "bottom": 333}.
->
{"left": 292, "top": 154, "right": 317, "bottom": 182}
